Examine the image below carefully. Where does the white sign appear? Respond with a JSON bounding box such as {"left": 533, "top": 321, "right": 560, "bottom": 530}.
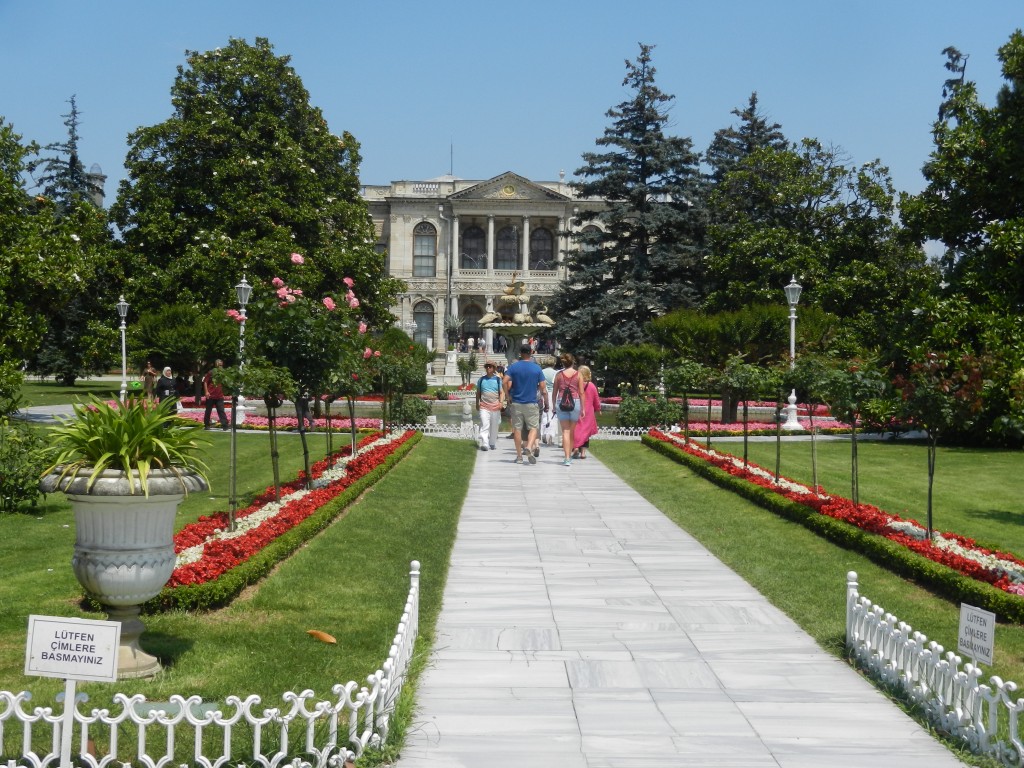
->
{"left": 25, "top": 615, "right": 120, "bottom": 683}
{"left": 958, "top": 603, "right": 996, "bottom": 666}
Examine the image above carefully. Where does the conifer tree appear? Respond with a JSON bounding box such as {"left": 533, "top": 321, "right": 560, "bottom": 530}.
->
{"left": 705, "top": 92, "right": 787, "bottom": 184}
{"left": 551, "top": 44, "right": 705, "bottom": 358}
{"left": 26, "top": 96, "right": 103, "bottom": 208}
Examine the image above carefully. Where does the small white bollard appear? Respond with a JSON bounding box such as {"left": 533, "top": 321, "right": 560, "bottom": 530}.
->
{"left": 782, "top": 389, "right": 803, "bottom": 431}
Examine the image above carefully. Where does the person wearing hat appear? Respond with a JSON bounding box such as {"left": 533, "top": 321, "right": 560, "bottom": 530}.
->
{"left": 475, "top": 360, "right": 505, "bottom": 451}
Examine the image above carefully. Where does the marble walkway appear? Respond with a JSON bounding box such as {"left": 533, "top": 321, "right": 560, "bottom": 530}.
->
{"left": 396, "top": 439, "right": 965, "bottom": 768}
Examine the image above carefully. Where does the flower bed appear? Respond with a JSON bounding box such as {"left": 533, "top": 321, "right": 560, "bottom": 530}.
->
{"left": 648, "top": 429, "right": 1024, "bottom": 597}
{"left": 149, "top": 430, "right": 419, "bottom": 611}
{"left": 668, "top": 419, "right": 849, "bottom": 436}
{"left": 176, "top": 410, "right": 382, "bottom": 431}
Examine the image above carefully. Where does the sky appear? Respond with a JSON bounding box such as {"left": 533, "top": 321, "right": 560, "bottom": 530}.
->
{"left": 1, "top": 1, "right": 1021, "bottom": 201}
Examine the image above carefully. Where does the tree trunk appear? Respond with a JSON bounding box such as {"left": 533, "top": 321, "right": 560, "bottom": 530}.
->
{"left": 706, "top": 390, "right": 713, "bottom": 448}
{"left": 297, "top": 390, "right": 311, "bottom": 490}
{"left": 851, "top": 423, "right": 859, "bottom": 507}
{"left": 927, "top": 434, "right": 937, "bottom": 541}
{"left": 265, "top": 397, "right": 283, "bottom": 501}
{"left": 347, "top": 396, "right": 358, "bottom": 456}
{"left": 682, "top": 391, "right": 689, "bottom": 441}
{"left": 742, "top": 396, "right": 749, "bottom": 468}
{"left": 809, "top": 409, "right": 819, "bottom": 496}
{"left": 774, "top": 397, "right": 782, "bottom": 482}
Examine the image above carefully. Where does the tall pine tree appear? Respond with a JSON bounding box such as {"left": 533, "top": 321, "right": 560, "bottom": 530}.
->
{"left": 26, "top": 96, "right": 104, "bottom": 209}
{"left": 112, "top": 37, "right": 401, "bottom": 323}
{"left": 705, "top": 92, "right": 787, "bottom": 184}
{"left": 551, "top": 44, "right": 705, "bottom": 358}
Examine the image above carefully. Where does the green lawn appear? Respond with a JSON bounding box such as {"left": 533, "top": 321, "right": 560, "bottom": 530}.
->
{"left": 0, "top": 428, "right": 474, "bottom": 767}
{"left": 709, "top": 436, "right": 1024, "bottom": 557}
{"left": 19, "top": 379, "right": 123, "bottom": 407}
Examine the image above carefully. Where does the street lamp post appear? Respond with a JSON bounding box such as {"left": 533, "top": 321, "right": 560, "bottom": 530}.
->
{"left": 228, "top": 276, "right": 253, "bottom": 530}
{"left": 116, "top": 296, "right": 129, "bottom": 403}
{"left": 783, "top": 276, "right": 803, "bottom": 430}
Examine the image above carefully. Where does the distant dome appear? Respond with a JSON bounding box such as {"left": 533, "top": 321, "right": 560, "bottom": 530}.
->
{"left": 89, "top": 163, "right": 103, "bottom": 174}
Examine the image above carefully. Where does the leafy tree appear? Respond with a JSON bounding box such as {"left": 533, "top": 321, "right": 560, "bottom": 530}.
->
{"left": 895, "top": 351, "right": 990, "bottom": 538}
{"left": 901, "top": 31, "right": 1024, "bottom": 309}
{"left": 19, "top": 98, "right": 123, "bottom": 386}
{"left": 131, "top": 304, "right": 240, "bottom": 395}
{"left": 594, "top": 343, "right": 666, "bottom": 396}
{"left": 112, "top": 37, "right": 402, "bottom": 323}
{"left": 703, "top": 138, "right": 933, "bottom": 351}
{"left": 816, "top": 358, "right": 889, "bottom": 506}
{"left": 363, "top": 328, "right": 433, "bottom": 432}
{"left": 0, "top": 120, "right": 104, "bottom": 407}
{"left": 552, "top": 43, "right": 706, "bottom": 357}
{"left": 663, "top": 358, "right": 711, "bottom": 440}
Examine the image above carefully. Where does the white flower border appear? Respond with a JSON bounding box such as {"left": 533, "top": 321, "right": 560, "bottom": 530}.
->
{"left": 657, "top": 431, "right": 1024, "bottom": 587}
{"left": 176, "top": 432, "right": 403, "bottom": 568}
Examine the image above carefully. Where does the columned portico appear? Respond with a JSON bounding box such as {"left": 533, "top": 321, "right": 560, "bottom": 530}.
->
{"left": 362, "top": 171, "right": 604, "bottom": 363}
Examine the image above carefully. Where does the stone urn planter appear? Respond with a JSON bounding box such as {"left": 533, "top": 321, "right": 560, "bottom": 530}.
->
{"left": 40, "top": 396, "right": 210, "bottom": 679}
{"left": 41, "top": 468, "right": 208, "bottom": 679}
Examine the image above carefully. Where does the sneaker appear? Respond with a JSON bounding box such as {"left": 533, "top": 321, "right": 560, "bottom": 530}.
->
{"left": 489, "top": 445, "right": 497, "bottom": 451}
{"left": 514, "top": 456, "right": 524, "bottom": 464}
{"left": 532, "top": 447, "right": 540, "bottom": 458}
{"left": 563, "top": 458, "right": 572, "bottom": 466}
{"left": 527, "top": 452, "right": 536, "bottom": 464}
{"left": 480, "top": 445, "right": 489, "bottom": 452}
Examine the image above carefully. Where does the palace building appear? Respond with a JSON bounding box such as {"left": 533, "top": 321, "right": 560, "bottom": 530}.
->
{"left": 362, "top": 171, "right": 603, "bottom": 352}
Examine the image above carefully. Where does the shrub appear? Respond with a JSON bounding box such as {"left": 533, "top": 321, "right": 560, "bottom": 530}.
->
{"left": 392, "top": 395, "right": 432, "bottom": 425}
{"left": 0, "top": 418, "right": 46, "bottom": 513}
{"left": 618, "top": 396, "right": 684, "bottom": 428}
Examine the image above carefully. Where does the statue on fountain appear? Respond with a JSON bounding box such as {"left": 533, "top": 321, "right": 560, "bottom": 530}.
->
{"left": 480, "top": 272, "right": 556, "bottom": 364}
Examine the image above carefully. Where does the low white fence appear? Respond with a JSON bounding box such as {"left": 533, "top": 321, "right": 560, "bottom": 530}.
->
{"left": 845, "top": 570, "right": 1024, "bottom": 765}
{"left": 0, "top": 561, "right": 421, "bottom": 768}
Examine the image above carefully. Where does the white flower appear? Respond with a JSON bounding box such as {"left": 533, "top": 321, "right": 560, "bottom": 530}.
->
{"left": 70, "top": 234, "right": 80, "bottom": 242}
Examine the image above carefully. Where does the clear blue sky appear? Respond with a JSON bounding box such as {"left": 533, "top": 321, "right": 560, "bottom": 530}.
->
{"left": 1, "top": 1, "right": 1020, "bottom": 199}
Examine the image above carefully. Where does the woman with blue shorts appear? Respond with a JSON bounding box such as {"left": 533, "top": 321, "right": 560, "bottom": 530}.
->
{"left": 553, "top": 352, "right": 583, "bottom": 466}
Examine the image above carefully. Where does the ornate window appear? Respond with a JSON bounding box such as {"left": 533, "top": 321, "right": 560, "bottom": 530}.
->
{"left": 580, "top": 224, "right": 602, "bottom": 254}
{"left": 463, "top": 304, "right": 483, "bottom": 337}
{"left": 413, "top": 301, "right": 434, "bottom": 349}
{"left": 413, "top": 222, "right": 437, "bottom": 277}
{"left": 529, "top": 227, "right": 554, "bottom": 270}
{"left": 461, "top": 226, "right": 486, "bottom": 269}
{"left": 495, "top": 226, "right": 519, "bottom": 271}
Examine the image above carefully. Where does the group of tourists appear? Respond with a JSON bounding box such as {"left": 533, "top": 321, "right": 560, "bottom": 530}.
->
{"left": 475, "top": 344, "right": 600, "bottom": 466}
{"left": 141, "top": 359, "right": 230, "bottom": 431}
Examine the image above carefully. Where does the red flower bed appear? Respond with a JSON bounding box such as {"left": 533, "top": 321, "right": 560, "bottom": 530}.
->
{"left": 169, "top": 431, "right": 413, "bottom": 587}
{"left": 648, "top": 429, "right": 1024, "bottom": 594}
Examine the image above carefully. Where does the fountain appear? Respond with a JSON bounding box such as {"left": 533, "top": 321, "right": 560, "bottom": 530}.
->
{"left": 480, "top": 272, "right": 555, "bottom": 365}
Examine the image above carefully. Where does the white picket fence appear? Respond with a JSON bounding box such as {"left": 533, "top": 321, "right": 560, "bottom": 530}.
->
{"left": 0, "top": 561, "right": 421, "bottom": 768}
{"left": 845, "top": 570, "right": 1024, "bottom": 765}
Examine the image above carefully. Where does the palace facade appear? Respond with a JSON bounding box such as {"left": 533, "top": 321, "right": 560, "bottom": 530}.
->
{"left": 362, "top": 171, "right": 602, "bottom": 352}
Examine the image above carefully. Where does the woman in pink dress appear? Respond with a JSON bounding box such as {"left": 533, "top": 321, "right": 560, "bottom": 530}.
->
{"left": 573, "top": 365, "right": 601, "bottom": 459}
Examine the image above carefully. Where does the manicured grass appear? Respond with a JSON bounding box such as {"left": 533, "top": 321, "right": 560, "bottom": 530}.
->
{"left": 19, "top": 379, "right": 123, "bottom": 407}
{"left": 592, "top": 442, "right": 1024, "bottom": 713}
{"left": 1, "top": 433, "right": 473, "bottom": 763}
{"left": 709, "top": 437, "right": 1024, "bottom": 557}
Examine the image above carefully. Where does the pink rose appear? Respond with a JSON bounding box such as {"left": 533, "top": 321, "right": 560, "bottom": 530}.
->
{"left": 343, "top": 277, "right": 354, "bottom": 287}
{"left": 322, "top": 296, "right": 336, "bottom": 311}
{"left": 272, "top": 277, "right": 285, "bottom": 288}
{"left": 348, "top": 298, "right": 360, "bottom": 309}
{"left": 290, "top": 253, "right": 305, "bottom": 265}
{"left": 276, "top": 287, "right": 290, "bottom": 299}
{"left": 363, "top": 347, "right": 373, "bottom": 359}
{"left": 374, "top": 350, "right": 381, "bottom": 357}
{"left": 358, "top": 321, "right": 367, "bottom": 333}
{"left": 285, "top": 294, "right": 296, "bottom": 303}
{"left": 292, "top": 288, "right": 303, "bottom": 296}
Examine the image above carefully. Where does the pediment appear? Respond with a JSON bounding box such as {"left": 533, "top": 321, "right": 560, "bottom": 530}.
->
{"left": 451, "top": 172, "right": 570, "bottom": 202}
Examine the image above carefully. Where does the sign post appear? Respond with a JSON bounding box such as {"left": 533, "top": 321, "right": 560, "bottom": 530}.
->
{"left": 25, "top": 615, "right": 121, "bottom": 768}
{"left": 957, "top": 603, "right": 996, "bottom": 667}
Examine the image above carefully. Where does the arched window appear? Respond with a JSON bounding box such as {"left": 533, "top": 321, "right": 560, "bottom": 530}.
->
{"left": 413, "top": 222, "right": 437, "bottom": 277}
{"left": 580, "top": 224, "right": 602, "bottom": 254}
{"left": 461, "top": 226, "right": 486, "bottom": 269}
{"left": 529, "top": 228, "right": 554, "bottom": 270}
{"left": 413, "top": 301, "right": 434, "bottom": 349}
{"left": 495, "top": 226, "right": 519, "bottom": 271}
{"left": 463, "top": 304, "right": 483, "bottom": 338}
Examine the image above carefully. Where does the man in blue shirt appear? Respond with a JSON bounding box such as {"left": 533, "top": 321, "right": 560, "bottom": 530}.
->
{"left": 503, "top": 344, "right": 547, "bottom": 464}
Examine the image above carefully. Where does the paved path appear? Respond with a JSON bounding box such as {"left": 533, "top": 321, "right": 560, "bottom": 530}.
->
{"left": 397, "top": 439, "right": 964, "bottom": 768}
